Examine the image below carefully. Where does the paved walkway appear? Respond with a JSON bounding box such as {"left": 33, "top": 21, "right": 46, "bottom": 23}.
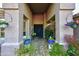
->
{"left": 32, "top": 37, "right": 48, "bottom": 56}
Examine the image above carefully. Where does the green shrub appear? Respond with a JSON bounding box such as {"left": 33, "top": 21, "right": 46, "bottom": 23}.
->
{"left": 49, "top": 36, "right": 55, "bottom": 40}
{"left": 49, "top": 43, "right": 66, "bottom": 56}
{"left": 49, "top": 43, "right": 79, "bottom": 56}
{"left": 0, "top": 19, "right": 8, "bottom": 26}
{"left": 66, "top": 44, "right": 76, "bottom": 56}
{"left": 16, "top": 43, "right": 36, "bottom": 56}
{"left": 66, "top": 44, "right": 79, "bottom": 56}
{"left": 45, "top": 28, "right": 54, "bottom": 40}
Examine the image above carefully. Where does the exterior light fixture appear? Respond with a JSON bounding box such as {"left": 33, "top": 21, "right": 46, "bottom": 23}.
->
{"left": 0, "top": 9, "right": 13, "bottom": 44}
{"left": 65, "top": 22, "right": 78, "bottom": 29}
{"left": 0, "top": 19, "right": 9, "bottom": 28}
{"left": 0, "top": 9, "right": 12, "bottom": 29}
{"left": 73, "top": 13, "right": 79, "bottom": 24}
{"left": 65, "top": 13, "right": 78, "bottom": 29}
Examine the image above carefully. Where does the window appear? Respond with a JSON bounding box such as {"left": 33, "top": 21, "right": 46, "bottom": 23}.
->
{"left": 0, "top": 28, "right": 5, "bottom": 38}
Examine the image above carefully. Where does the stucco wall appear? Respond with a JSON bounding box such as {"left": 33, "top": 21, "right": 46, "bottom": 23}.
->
{"left": 1, "top": 3, "right": 32, "bottom": 56}
{"left": 19, "top": 3, "right": 32, "bottom": 40}
{"left": 2, "top": 3, "right": 18, "bottom": 8}
{"left": 2, "top": 3, "right": 32, "bottom": 43}
{"left": 60, "top": 3, "right": 75, "bottom": 9}
{"left": 55, "top": 4, "right": 75, "bottom": 48}
{"left": 1, "top": 3, "right": 20, "bottom": 56}
{"left": 23, "top": 4, "right": 32, "bottom": 38}
{"left": 21, "top": 4, "right": 32, "bottom": 19}
{"left": 47, "top": 4, "right": 57, "bottom": 20}
{"left": 43, "top": 13, "right": 47, "bottom": 38}
{"left": 4, "top": 10, "right": 19, "bottom": 43}
{"left": 2, "top": 3, "right": 20, "bottom": 43}
{"left": 32, "top": 13, "right": 47, "bottom": 38}
{"left": 33, "top": 14, "right": 43, "bottom": 24}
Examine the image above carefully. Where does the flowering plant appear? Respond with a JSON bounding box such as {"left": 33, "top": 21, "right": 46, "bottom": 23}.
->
{"left": 0, "top": 19, "right": 8, "bottom": 28}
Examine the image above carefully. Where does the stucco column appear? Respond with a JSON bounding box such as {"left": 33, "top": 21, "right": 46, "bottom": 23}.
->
{"left": 25, "top": 20, "right": 28, "bottom": 35}
{"left": 43, "top": 13, "right": 47, "bottom": 38}
{"left": 1, "top": 3, "right": 20, "bottom": 56}
{"left": 55, "top": 3, "right": 75, "bottom": 48}
{"left": 25, "top": 20, "right": 30, "bottom": 38}
{"left": 1, "top": 3, "right": 32, "bottom": 56}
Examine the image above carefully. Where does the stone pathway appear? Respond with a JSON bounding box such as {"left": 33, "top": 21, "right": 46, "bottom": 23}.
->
{"left": 32, "top": 37, "right": 48, "bottom": 56}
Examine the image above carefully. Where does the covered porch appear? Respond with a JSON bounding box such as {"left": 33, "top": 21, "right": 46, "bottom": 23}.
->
{"left": 0, "top": 3, "right": 75, "bottom": 56}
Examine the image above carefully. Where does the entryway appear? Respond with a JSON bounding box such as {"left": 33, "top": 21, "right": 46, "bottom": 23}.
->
{"left": 34, "top": 24, "right": 43, "bottom": 38}
{"left": 27, "top": 3, "right": 55, "bottom": 56}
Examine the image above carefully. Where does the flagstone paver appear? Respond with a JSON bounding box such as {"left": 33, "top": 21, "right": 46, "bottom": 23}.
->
{"left": 32, "top": 37, "right": 49, "bottom": 56}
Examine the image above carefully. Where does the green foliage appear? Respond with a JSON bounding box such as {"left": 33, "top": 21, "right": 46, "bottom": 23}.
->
{"left": 45, "top": 28, "right": 54, "bottom": 40}
{"left": 66, "top": 44, "right": 76, "bottom": 56}
{"left": 31, "top": 32, "right": 36, "bottom": 38}
{"left": 49, "top": 43, "right": 79, "bottom": 56}
{"left": 0, "top": 19, "right": 8, "bottom": 25}
{"left": 16, "top": 43, "right": 36, "bottom": 56}
{"left": 49, "top": 43, "right": 66, "bottom": 56}
{"left": 66, "top": 44, "right": 79, "bottom": 56}
{"left": 23, "top": 35, "right": 31, "bottom": 40}
{"left": 23, "top": 36, "right": 28, "bottom": 39}
{"left": 32, "top": 32, "right": 36, "bottom": 36}
{"left": 49, "top": 36, "right": 55, "bottom": 40}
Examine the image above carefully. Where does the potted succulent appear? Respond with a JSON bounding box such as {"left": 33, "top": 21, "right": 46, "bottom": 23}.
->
{"left": 0, "top": 19, "right": 9, "bottom": 28}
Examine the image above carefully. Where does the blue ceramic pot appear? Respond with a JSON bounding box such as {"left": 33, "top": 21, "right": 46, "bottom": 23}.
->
{"left": 48, "top": 40, "right": 55, "bottom": 44}
{"left": 23, "top": 39, "right": 31, "bottom": 45}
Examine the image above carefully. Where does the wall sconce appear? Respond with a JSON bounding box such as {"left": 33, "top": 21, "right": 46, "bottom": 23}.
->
{"left": 65, "top": 13, "right": 78, "bottom": 29}
{"left": 73, "top": 13, "right": 79, "bottom": 24}
{"left": 0, "top": 9, "right": 12, "bottom": 29}
{"left": 0, "top": 19, "right": 9, "bottom": 28}
{"left": 65, "top": 22, "right": 78, "bottom": 29}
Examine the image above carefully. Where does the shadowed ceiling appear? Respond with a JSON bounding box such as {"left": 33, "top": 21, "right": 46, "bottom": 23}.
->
{"left": 28, "top": 3, "right": 51, "bottom": 14}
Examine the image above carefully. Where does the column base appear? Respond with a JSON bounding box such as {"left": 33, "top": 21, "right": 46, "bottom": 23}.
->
{"left": 55, "top": 41, "right": 68, "bottom": 50}
{"left": 1, "top": 42, "right": 22, "bottom": 56}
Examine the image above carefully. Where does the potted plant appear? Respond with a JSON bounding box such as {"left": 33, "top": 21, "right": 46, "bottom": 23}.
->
{"left": 23, "top": 35, "right": 31, "bottom": 45}
{"left": 0, "top": 19, "right": 9, "bottom": 28}
{"left": 48, "top": 36, "right": 55, "bottom": 44}
{"left": 48, "top": 36, "right": 55, "bottom": 49}
{"left": 65, "top": 22, "right": 78, "bottom": 29}
{"left": 31, "top": 32, "right": 36, "bottom": 39}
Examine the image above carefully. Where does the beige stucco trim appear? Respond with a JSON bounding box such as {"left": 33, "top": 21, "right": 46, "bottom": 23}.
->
{"left": 3, "top": 8, "right": 18, "bottom": 10}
